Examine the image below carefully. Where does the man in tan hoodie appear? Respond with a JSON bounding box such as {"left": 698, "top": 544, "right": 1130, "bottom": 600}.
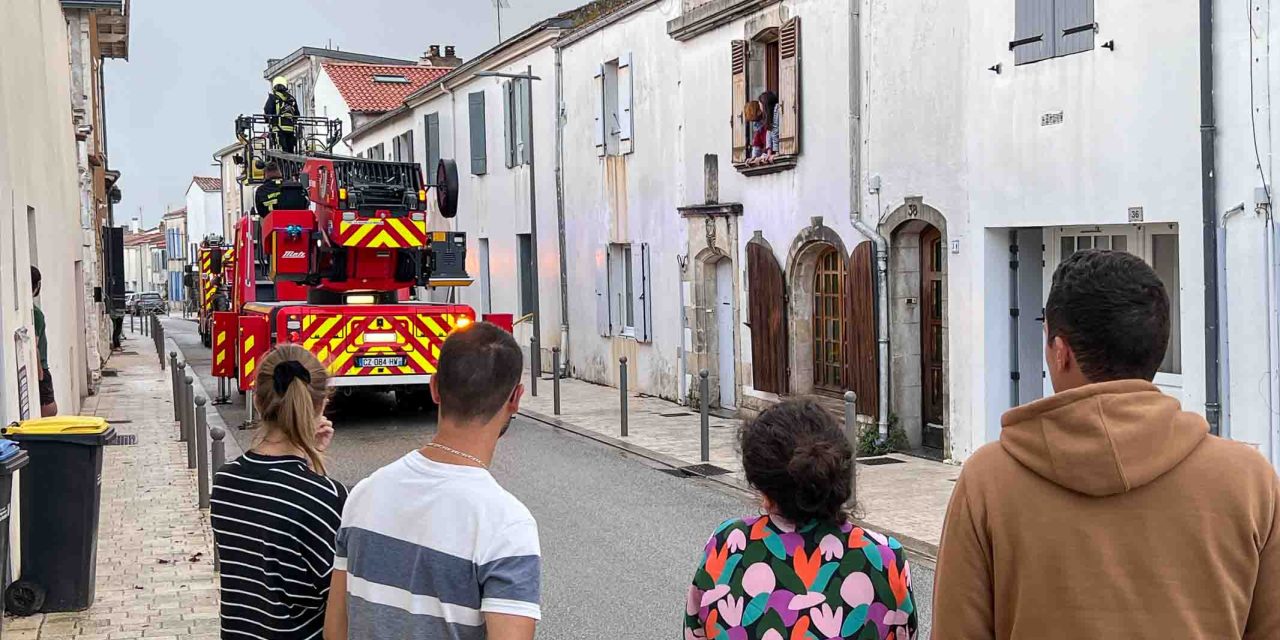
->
{"left": 933, "top": 249, "right": 1279, "bottom": 639}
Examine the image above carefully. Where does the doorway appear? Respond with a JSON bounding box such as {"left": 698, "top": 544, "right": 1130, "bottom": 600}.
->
{"left": 812, "top": 247, "right": 845, "bottom": 392}
{"left": 920, "top": 225, "right": 945, "bottom": 448}
{"left": 715, "top": 259, "right": 736, "bottom": 408}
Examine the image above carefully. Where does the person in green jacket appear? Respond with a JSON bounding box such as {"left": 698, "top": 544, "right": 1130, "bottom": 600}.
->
{"left": 31, "top": 267, "right": 56, "bottom": 417}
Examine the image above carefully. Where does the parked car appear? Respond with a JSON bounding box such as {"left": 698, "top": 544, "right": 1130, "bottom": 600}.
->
{"left": 133, "top": 292, "right": 165, "bottom": 315}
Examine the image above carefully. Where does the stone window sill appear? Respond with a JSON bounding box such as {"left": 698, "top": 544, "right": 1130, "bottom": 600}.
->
{"left": 734, "top": 155, "right": 798, "bottom": 177}
{"left": 668, "top": 0, "right": 782, "bottom": 41}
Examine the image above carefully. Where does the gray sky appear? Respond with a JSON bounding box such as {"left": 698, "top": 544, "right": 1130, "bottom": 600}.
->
{"left": 107, "top": 0, "right": 584, "bottom": 227}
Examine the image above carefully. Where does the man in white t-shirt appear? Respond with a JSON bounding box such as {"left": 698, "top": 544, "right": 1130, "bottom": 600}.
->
{"left": 326, "top": 322, "right": 540, "bottom": 640}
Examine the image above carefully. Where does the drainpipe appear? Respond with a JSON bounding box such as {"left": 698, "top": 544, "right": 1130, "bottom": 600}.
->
{"left": 1219, "top": 203, "right": 1245, "bottom": 439}
{"left": 846, "top": 0, "right": 890, "bottom": 440}
{"left": 1266, "top": 208, "right": 1279, "bottom": 466}
{"left": 555, "top": 47, "right": 571, "bottom": 369}
{"left": 1200, "top": 0, "right": 1222, "bottom": 435}
{"left": 1008, "top": 230, "right": 1020, "bottom": 408}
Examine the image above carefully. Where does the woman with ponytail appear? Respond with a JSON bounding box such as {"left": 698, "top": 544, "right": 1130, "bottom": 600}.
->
{"left": 683, "top": 400, "right": 918, "bottom": 640}
{"left": 211, "top": 344, "right": 346, "bottom": 640}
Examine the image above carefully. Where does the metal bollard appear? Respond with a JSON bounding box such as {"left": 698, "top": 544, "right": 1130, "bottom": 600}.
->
{"left": 130, "top": 312, "right": 135, "bottom": 334}
{"left": 174, "top": 362, "right": 186, "bottom": 423}
{"left": 699, "top": 369, "right": 710, "bottom": 462}
{"left": 844, "top": 391, "right": 858, "bottom": 451}
{"left": 184, "top": 377, "right": 196, "bottom": 460}
{"left": 196, "top": 397, "right": 210, "bottom": 508}
{"left": 551, "top": 347, "right": 561, "bottom": 416}
{"left": 210, "top": 425, "right": 225, "bottom": 570}
{"left": 529, "top": 337, "right": 538, "bottom": 398}
{"left": 245, "top": 388, "right": 255, "bottom": 427}
{"left": 157, "top": 324, "right": 165, "bottom": 370}
{"left": 619, "top": 357, "right": 628, "bottom": 437}
{"left": 142, "top": 313, "right": 148, "bottom": 337}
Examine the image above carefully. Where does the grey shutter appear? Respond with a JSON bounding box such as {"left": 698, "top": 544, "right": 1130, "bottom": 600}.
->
{"left": 632, "top": 242, "right": 652, "bottom": 342}
{"left": 1012, "top": 0, "right": 1056, "bottom": 65}
{"left": 503, "top": 81, "right": 516, "bottom": 168}
{"left": 406, "top": 130, "right": 415, "bottom": 164}
{"left": 425, "top": 114, "right": 440, "bottom": 177}
{"left": 731, "top": 41, "right": 749, "bottom": 164}
{"left": 1056, "top": 0, "right": 1095, "bottom": 56}
{"left": 618, "top": 53, "right": 634, "bottom": 154}
{"left": 515, "top": 79, "right": 529, "bottom": 165}
{"left": 596, "top": 246, "right": 612, "bottom": 336}
{"left": 468, "top": 92, "right": 487, "bottom": 175}
{"left": 593, "top": 64, "right": 606, "bottom": 156}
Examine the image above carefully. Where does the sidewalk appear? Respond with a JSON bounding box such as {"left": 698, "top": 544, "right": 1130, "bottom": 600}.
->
{"left": 9, "top": 332, "right": 219, "bottom": 639}
{"left": 518, "top": 374, "right": 959, "bottom": 555}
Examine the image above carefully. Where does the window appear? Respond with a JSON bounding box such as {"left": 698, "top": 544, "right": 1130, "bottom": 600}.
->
{"left": 731, "top": 17, "right": 801, "bottom": 170}
{"left": 593, "top": 54, "right": 634, "bottom": 157}
{"left": 1012, "top": 0, "right": 1095, "bottom": 65}
{"left": 478, "top": 238, "right": 492, "bottom": 314}
{"left": 423, "top": 113, "right": 440, "bottom": 175}
{"left": 373, "top": 74, "right": 410, "bottom": 84}
{"left": 1151, "top": 233, "right": 1181, "bottom": 375}
{"left": 813, "top": 247, "right": 845, "bottom": 390}
{"left": 597, "top": 243, "right": 652, "bottom": 341}
{"left": 366, "top": 143, "right": 385, "bottom": 161}
{"left": 393, "top": 130, "right": 414, "bottom": 163}
{"left": 468, "top": 92, "right": 488, "bottom": 175}
{"left": 517, "top": 234, "right": 534, "bottom": 317}
{"left": 503, "top": 79, "right": 530, "bottom": 167}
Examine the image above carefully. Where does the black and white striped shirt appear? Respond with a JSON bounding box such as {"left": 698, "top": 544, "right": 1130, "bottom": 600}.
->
{"left": 211, "top": 451, "right": 347, "bottom": 640}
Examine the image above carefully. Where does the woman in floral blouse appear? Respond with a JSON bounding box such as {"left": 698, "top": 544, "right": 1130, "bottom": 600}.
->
{"left": 684, "top": 400, "right": 917, "bottom": 640}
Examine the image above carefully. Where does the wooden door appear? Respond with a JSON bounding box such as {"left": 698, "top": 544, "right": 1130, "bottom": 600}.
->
{"left": 844, "top": 242, "right": 878, "bottom": 418}
{"left": 747, "top": 241, "right": 788, "bottom": 394}
{"left": 920, "top": 226, "right": 945, "bottom": 428}
{"left": 813, "top": 247, "right": 845, "bottom": 391}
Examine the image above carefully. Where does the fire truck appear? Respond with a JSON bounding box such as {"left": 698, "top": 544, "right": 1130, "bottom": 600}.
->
{"left": 195, "top": 237, "right": 233, "bottom": 348}
{"left": 210, "top": 114, "right": 493, "bottom": 411}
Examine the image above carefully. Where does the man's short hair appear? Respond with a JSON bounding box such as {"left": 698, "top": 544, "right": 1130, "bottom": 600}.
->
{"left": 264, "top": 161, "right": 280, "bottom": 174}
{"left": 435, "top": 322, "right": 522, "bottom": 424}
{"left": 30, "top": 266, "right": 40, "bottom": 291}
{"left": 1045, "top": 249, "right": 1171, "bottom": 382}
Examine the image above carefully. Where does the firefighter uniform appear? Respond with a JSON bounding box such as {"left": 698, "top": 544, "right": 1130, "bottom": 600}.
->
{"left": 264, "top": 79, "right": 300, "bottom": 154}
{"left": 254, "top": 178, "right": 309, "bottom": 217}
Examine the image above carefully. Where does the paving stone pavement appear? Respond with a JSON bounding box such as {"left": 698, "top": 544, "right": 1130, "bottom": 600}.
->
{"left": 519, "top": 373, "right": 960, "bottom": 552}
{"left": 11, "top": 332, "right": 219, "bottom": 640}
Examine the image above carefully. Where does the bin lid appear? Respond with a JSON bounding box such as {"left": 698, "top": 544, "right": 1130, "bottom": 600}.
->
{"left": 3, "top": 416, "right": 115, "bottom": 446}
{"left": 0, "top": 441, "right": 29, "bottom": 473}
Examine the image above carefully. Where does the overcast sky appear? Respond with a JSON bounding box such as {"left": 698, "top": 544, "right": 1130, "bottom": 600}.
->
{"left": 106, "top": 0, "right": 584, "bottom": 227}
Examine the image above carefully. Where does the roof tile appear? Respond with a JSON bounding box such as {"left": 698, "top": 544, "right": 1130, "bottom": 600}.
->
{"left": 323, "top": 63, "right": 451, "bottom": 113}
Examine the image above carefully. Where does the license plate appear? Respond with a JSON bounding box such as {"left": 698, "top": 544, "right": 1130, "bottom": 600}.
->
{"left": 357, "top": 356, "right": 405, "bottom": 368}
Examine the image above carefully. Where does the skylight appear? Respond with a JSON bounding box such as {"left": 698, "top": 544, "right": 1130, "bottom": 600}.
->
{"left": 372, "top": 75, "right": 411, "bottom": 84}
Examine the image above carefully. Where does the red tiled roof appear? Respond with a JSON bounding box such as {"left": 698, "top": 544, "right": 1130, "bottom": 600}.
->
{"left": 124, "top": 230, "right": 164, "bottom": 247}
{"left": 191, "top": 176, "right": 221, "bottom": 192}
{"left": 163, "top": 207, "right": 187, "bottom": 219}
{"left": 323, "top": 63, "right": 451, "bottom": 113}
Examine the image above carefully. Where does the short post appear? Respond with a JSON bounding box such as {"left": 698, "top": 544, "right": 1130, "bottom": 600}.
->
{"left": 843, "top": 391, "right": 858, "bottom": 451}
{"left": 196, "top": 397, "right": 210, "bottom": 508}
{"left": 174, "top": 362, "right": 186, "bottom": 423}
{"left": 551, "top": 347, "right": 561, "bottom": 416}
{"left": 142, "top": 312, "right": 148, "bottom": 337}
{"left": 619, "top": 357, "right": 628, "bottom": 437}
{"left": 157, "top": 323, "right": 165, "bottom": 370}
{"left": 184, "top": 376, "right": 197, "bottom": 469}
{"left": 130, "top": 312, "right": 135, "bottom": 334}
{"left": 210, "top": 426, "right": 225, "bottom": 571}
{"left": 699, "top": 369, "right": 710, "bottom": 463}
{"left": 529, "top": 337, "right": 538, "bottom": 397}
{"left": 245, "top": 389, "right": 255, "bottom": 427}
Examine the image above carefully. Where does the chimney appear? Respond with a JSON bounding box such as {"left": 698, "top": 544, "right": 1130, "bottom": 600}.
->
{"left": 130, "top": 217, "right": 140, "bottom": 234}
{"left": 419, "top": 44, "right": 463, "bottom": 68}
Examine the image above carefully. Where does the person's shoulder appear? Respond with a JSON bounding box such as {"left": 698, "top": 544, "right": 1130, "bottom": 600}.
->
{"left": 1191, "top": 436, "right": 1278, "bottom": 489}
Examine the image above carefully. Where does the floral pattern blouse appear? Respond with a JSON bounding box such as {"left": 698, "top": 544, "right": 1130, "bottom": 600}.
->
{"left": 685, "top": 515, "right": 917, "bottom": 640}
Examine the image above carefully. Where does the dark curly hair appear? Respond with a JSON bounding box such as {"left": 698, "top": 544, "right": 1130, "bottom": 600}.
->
{"left": 740, "top": 399, "right": 854, "bottom": 525}
{"left": 1045, "top": 249, "right": 1170, "bottom": 382}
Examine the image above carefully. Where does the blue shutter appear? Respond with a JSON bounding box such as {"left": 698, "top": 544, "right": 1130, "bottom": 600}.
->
{"left": 1012, "top": 0, "right": 1056, "bottom": 65}
{"left": 469, "top": 92, "right": 488, "bottom": 175}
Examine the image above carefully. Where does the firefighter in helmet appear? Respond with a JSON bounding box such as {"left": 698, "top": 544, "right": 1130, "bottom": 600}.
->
{"left": 254, "top": 162, "right": 309, "bottom": 217}
{"left": 264, "top": 76, "right": 300, "bottom": 154}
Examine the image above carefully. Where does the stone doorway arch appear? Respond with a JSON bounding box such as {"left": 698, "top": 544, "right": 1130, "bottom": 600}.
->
{"left": 784, "top": 217, "right": 848, "bottom": 396}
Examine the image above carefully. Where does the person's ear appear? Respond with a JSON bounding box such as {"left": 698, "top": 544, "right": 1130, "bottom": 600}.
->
{"left": 429, "top": 375, "right": 441, "bottom": 406}
{"left": 1050, "top": 335, "right": 1073, "bottom": 373}
{"left": 507, "top": 383, "right": 525, "bottom": 413}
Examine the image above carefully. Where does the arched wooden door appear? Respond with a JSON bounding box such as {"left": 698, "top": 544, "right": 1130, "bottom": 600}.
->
{"left": 813, "top": 247, "right": 845, "bottom": 391}
{"left": 747, "top": 241, "right": 788, "bottom": 394}
{"left": 920, "top": 225, "right": 945, "bottom": 436}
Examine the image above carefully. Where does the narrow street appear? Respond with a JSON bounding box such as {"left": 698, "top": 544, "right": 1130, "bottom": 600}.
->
{"left": 164, "top": 317, "right": 935, "bottom": 638}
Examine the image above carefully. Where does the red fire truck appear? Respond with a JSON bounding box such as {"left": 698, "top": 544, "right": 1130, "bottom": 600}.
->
{"left": 195, "top": 237, "right": 233, "bottom": 348}
{"left": 210, "top": 115, "right": 497, "bottom": 411}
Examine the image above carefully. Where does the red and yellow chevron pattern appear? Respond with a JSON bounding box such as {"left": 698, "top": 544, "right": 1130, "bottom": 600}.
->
{"left": 211, "top": 312, "right": 236, "bottom": 378}
{"left": 298, "top": 311, "right": 464, "bottom": 378}
{"left": 334, "top": 218, "right": 427, "bottom": 249}
{"left": 239, "top": 316, "right": 269, "bottom": 392}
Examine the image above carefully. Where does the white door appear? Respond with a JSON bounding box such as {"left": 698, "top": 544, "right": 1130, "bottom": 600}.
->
{"left": 715, "top": 260, "right": 736, "bottom": 408}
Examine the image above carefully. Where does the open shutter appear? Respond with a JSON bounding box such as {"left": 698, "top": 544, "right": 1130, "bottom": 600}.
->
{"left": 503, "top": 81, "right": 516, "bottom": 168}
{"left": 424, "top": 115, "right": 439, "bottom": 175}
{"left": 593, "top": 64, "right": 606, "bottom": 156}
{"left": 618, "top": 52, "right": 635, "bottom": 154}
{"left": 514, "top": 79, "right": 529, "bottom": 165}
{"left": 1012, "top": 0, "right": 1056, "bottom": 65}
{"left": 596, "top": 246, "right": 612, "bottom": 336}
{"left": 844, "top": 242, "right": 879, "bottom": 419}
{"left": 731, "top": 40, "right": 749, "bottom": 164}
{"left": 747, "top": 240, "right": 787, "bottom": 394}
{"left": 778, "top": 17, "right": 801, "bottom": 157}
{"left": 469, "top": 92, "right": 487, "bottom": 175}
{"left": 1055, "top": 0, "right": 1095, "bottom": 56}
{"left": 632, "top": 242, "right": 651, "bottom": 342}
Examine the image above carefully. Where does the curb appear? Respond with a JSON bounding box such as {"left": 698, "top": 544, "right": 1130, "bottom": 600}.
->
{"left": 517, "top": 407, "right": 939, "bottom": 565}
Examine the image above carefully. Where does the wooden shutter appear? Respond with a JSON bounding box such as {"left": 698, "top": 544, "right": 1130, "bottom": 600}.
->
{"left": 503, "top": 81, "right": 516, "bottom": 168}
{"left": 1056, "top": 0, "right": 1095, "bottom": 56}
{"left": 747, "top": 241, "right": 787, "bottom": 394}
{"left": 631, "top": 242, "right": 651, "bottom": 342}
{"left": 1012, "top": 0, "right": 1056, "bottom": 65}
{"left": 594, "top": 64, "right": 606, "bottom": 156}
{"left": 468, "top": 92, "right": 487, "bottom": 175}
{"left": 618, "top": 52, "right": 635, "bottom": 154}
{"left": 596, "top": 246, "right": 612, "bottom": 336}
{"left": 424, "top": 115, "right": 440, "bottom": 176}
{"left": 778, "top": 17, "right": 801, "bottom": 156}
{"left": 514, "top": 79, "right": 530, "bottom": 165}
{"left": 843, "top": 241, "right": 879, "bottom": 418}
{"left": 731, "top": 40, "right": 749, "bottom": 164}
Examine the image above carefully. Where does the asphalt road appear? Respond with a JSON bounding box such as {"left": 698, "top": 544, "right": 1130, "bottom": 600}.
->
{"left": 161, "top": 317, "right": 934, "bottom": 638}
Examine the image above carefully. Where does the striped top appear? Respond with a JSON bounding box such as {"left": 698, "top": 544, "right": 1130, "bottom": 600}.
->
{"left": 335, "top": 451, "right": 541, "bottom": 640}
{"left": 211, "top": 451, "right": 348, "bottom": 640}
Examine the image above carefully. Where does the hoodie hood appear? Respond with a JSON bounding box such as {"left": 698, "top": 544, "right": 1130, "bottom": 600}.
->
{"left": 1000, "top": 380, "right": 1208, "bottom": 497}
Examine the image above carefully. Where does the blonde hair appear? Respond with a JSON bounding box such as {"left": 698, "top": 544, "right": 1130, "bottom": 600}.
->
{"left": 744, "top": 100, "right": 763, "bottom": 122}
{"left": 253, "top": 344, "right": 331, "bottom": 474}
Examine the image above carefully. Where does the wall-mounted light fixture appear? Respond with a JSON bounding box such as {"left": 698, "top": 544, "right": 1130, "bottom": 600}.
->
{"left": 1102, "top": 40, "right": 1115, "bottom": 51}
{"left": 989, "top": 63, "right": 1003, "bottom": 74}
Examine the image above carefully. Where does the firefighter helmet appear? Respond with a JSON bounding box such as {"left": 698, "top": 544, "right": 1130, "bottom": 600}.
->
{"left": 272, "top": 76, "right": 288, "bottom": 90}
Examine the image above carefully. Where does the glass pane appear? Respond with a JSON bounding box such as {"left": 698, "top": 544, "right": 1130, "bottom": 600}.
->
{"left": 934, "top": 331, "right": 943, "bottom": 358}
{"left": 931, "top": 281, "right": 942, "bottom": 319}
{"left": 1094, "top": 236, "right": 1110, "bottom": 251}
{"left": 1152, "top": 234, "right": 1181, "bottom": 374}
{"left": 1076, "top": 236, "right": 1093, "bottom": 251}
{"left": 1060, "top": 237, "right": 1075, "bottom": 264}
{"left": 933, "top": 240, "right": 943, "bottom": 271}
{"left": 1112, "top": 235, "right": 1128, "bottom": 253}
{"left": 623, "top": 247, "right": 634, "bottom": 326}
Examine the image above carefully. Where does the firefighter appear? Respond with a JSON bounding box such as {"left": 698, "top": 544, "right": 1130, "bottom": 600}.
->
{"left": 264, "top": 77, "right": 300, "bottom": 154}
{"left": 254, "top": 162, "right": 309, "bottom": 216}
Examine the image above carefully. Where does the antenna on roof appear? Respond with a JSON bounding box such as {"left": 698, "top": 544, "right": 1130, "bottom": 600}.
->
{"left": 493, "top": 0, "right": 510, "bottom": 43}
